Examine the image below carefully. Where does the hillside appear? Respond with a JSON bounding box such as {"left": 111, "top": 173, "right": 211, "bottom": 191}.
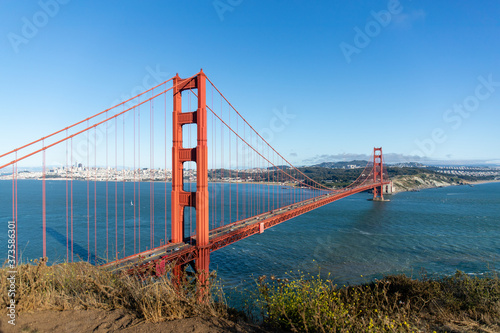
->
{"left": 294, "top": 165, "right": 470, "bottom": 191}
{"left": 390, "top": 173, "right": 465, "bottom": 193}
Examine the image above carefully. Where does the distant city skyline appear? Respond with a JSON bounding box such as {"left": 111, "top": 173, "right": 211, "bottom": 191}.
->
{"left": 1, "top": 1, "right": 499, "bottom": 166}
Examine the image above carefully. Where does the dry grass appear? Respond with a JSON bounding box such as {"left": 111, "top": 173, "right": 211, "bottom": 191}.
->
{"left": 0, "top": 259, "right": 227, "bottom": 323}
{"left": 3, "top": 260, "right": 499, "bottom": 332}
{"left": 254, "top": 271, "right": 500, "bottom": 332}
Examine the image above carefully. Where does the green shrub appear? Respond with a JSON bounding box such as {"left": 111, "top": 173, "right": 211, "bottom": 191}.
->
{"left": 254, "top": 271, "right": 500, "bottom": 332}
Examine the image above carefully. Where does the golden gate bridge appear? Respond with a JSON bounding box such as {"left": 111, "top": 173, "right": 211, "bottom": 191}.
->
{"left": 0, "top": 70, "right": 391, "bottom": 285}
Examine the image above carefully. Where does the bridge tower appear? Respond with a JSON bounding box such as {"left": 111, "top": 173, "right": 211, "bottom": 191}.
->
{"left": 171, "top": 70, "right": 210, "bottom": 284}
{"left": 373, "top": 147, "right": 384, "bottom": 201}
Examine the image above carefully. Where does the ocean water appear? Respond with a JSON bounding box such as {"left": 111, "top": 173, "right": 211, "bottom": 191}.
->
{"left": 212, "top": 182, "right": 500, "bottom": 308}
{"left": 0, "top": 179, "right": 316, "bottom": 263}
{"left": 1, "top": 180, "right": 499, "bottom": 304}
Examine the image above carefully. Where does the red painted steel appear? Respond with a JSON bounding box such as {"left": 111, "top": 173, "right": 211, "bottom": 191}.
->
{"left": 150, "top": 76, "right": 390, "bottom": 277}
{"left": 195, "top": 71, "right": 210, "bottom": 277}
{"left": 1, "top": 70, "right": 391, "bottom": 283}
{"left": 105, "top": 180, "right": 390, "bottom": 276}
{"left": 373, "top": 147, "right": 384, "bottom": 200}
{"left": 171, "top": 70, "right": 210, "bottom": 283}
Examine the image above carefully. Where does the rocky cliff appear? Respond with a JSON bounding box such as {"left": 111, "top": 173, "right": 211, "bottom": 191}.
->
{"left": 391, "top": 173, "right": 465, "bottom": 193}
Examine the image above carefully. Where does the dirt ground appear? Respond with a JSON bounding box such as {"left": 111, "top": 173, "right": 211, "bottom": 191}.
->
{"left": 0, "top": 309, "right": 271, "bottom": 333}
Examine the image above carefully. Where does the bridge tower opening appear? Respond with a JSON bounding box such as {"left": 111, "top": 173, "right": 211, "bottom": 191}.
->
{"left": 372, "top": 147, "right": 385, "bottom": 201}
{"left": 171, "top": 70, "right": 210, "bottom": 285}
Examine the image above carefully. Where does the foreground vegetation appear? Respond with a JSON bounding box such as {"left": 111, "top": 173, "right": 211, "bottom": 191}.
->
{"left": 255, "top": 271, "right": 500, "bottom": 332}
{"left": 2, "top": 261, "right": 499, "bottom": 332}
{"left": 0, "top": 260, "right": 227, "bottom": 323}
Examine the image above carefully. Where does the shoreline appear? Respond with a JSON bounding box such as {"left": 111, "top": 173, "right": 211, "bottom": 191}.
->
{"left": 0, "top": 177, "right": 298, "bottom": 189}
{"left": 2, "top": 176, "right": 499, "bottom": 192}
{"left": 467, "top": 179, "right": 500, "bottom": 185}
{"left": 391, "top": 177, "right": 500, "bottom": 194}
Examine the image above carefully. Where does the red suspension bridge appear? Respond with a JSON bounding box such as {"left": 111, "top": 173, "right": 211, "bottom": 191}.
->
{"left": 0, "top": 70, "right": 391, "bottom": 281}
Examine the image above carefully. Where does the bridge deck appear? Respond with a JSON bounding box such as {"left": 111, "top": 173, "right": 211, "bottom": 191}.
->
{"left": 103, "top": 181, "right": 390, "bottom": 273}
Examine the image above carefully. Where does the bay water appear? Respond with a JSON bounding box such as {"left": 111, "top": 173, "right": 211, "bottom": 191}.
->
{"left": 1, "top": 180, "right": 499, "bottom": 307}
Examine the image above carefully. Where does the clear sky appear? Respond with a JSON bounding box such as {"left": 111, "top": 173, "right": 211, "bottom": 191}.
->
{"left": 1, "top": 0, "right": 499, "bottom": 166}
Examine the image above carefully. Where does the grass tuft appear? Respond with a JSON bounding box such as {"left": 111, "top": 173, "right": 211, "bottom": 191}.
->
{"left": 1, "top": 259, "right": 227, "bottom": 323}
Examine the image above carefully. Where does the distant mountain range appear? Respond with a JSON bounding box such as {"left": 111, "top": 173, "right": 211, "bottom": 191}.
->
{"left": 312, "top": 160, "right": 368, "bottom": 169}
{"left": 312, "top": 161, "right": 427, "bottom": 169}
{"left": 309, "top": 159, "right": 500, "bottom": 169}
{"left": 303, "top": 153, "right": 500, "bottom": 168}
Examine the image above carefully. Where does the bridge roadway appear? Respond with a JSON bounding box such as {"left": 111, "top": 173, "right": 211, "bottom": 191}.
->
{"left": 103, "top": 181, "right": 390, "bottom": 274}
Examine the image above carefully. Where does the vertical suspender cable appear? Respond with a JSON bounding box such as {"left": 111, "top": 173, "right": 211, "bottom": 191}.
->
{"left": 211, "top": 87, "right": 215, "bottom": 230}
{"left": 228, "top": 103, "right": 231, "bottom": 224}
{"left": 150, "top": 93, "right": 155, "bottom": 249}
{"left": 133, "top": 108, "right": 136, "bottom": 253}
{"left": 164, "top": 86, "right": 168, "bottom": 245}
{"left": 138, "top": 100, "right": 141, "bottom": 252}
{"left": 15, "top": 157, "right": 18, "bottom": 263}
{"left": 94, "top": 127, "right": 97, "bottom": 263}
{"left": 70, "top": 138, "right": 74, "bottom": 262}
{"left": 243, "top": 124, "right": 246, "bottom": 219}
{"left": 115, "top": 117, "right": 118, "bottom": 259}
{"left": 220, "top": 94, "right": 224, "bottom": 227}
{"left": 251, "top": 132, "right": 254, "bottom": 217}
{"left": 211, "top": 90, "right": 214, "bottom": 231}
{"left": 65, "top": 131, "right": 69, "bottom": 262}
{"left": 236, "top": 115, "right": 239, "bottom": 220}
{"left": 87, "top": 121, "right": 90, "bottom": 262}
{"left": 123, "top": 114, "right": 126, "bottom": 257}
{"left": 105, "top": 111, "right": 109, "bottom": 261}
{"left": 42, "top": 140, "right": 46, "bottom": 259}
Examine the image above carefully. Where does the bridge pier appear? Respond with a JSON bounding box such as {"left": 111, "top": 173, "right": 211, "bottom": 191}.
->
{"left": 172, "top": 264, "right": 185, "bottom": 287}
{"left": 196, "top": 247, "right": 210, "bottom": 300}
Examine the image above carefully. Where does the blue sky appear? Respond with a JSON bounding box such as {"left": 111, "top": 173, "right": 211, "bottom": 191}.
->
{"left": 1, "top": 0, "right": 499, "bottom": 167}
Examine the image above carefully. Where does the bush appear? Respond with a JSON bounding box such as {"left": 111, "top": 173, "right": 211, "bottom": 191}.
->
{"left": 254, "top": 271, "right": 500, "bottom": 332}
